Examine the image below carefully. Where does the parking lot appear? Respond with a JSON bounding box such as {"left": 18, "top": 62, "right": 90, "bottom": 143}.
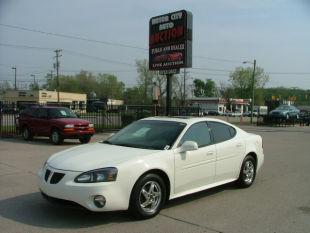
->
{"left": 1, "top": 125, "right": 310, "bottom": 233}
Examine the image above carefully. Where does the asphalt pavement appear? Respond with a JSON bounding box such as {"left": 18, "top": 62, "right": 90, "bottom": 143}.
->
{"left": 0, "top": 125, "right": 310, "bottom": 233}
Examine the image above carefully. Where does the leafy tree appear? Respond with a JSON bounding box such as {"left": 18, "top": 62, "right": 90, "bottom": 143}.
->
{"left": 193, "top": 79, "right": 217, "bottom": 97}
{"left": 229, "top": 66, "right": 269, "bottom": 101}
{"left": 44, "top": 71, "right": 124, "bottom": 99}
{"left": 29, "top": 82, "right": 40, "bottom": 91}
{"left": 0, "top": 81, "right": 12, "bottom": 95}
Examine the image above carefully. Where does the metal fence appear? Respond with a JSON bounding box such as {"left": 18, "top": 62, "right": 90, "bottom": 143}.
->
{"left": 0, "top": 101, "right": 201, "bottom": 137}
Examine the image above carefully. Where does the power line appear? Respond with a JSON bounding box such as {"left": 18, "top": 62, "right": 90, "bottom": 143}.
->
{"left": 192, "top": 67, "right": 232, "bottom": 72}
{"left": 0, "top": 42, "right": 53, "bottom": 51}
{"left": 63, "top": 50, "right": 135, "bottom": 67}
{"left": 0, "top": 42, "right": 136, "bottom": 67}
{"left": 0, "top": 23, "right": 147, "bottom": 51}
{"left": 194, "top": 55, "right": 243, "bottom": 64}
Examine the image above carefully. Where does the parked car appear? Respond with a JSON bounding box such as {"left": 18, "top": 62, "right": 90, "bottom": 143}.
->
{"left": 39, "top": 117, "right": 264, "bottom": 219}
{"left": 269, "top": 105, "right": 300, "bottom": 119}
{"left": 17, "top": 106, "right": 95, "bottom": 144}
{"left": 207, "top": 110, "right": 220, "bottom": 116}
{"left": 228, "top": 111, "right": 242, "bottom": 117}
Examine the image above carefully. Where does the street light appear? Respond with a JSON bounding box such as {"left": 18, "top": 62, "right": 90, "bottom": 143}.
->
{"left": 11, "top": 67, "right": 17, "bottom": 90}
{"left": 243, "top": 59, "right": 256, "bottom": 124}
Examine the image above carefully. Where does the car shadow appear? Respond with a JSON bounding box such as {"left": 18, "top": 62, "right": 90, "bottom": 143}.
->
{"left": 1, "top": 137, "right": 82, "bottom": 146}
{"left": 0, "top": 192, "right": 131, "bottom": 228}
{"left": 0, "top": 183, "right": 238, "bottom": 228}
{"left": 165, "top": 182, "right": 236, "bottom": 209}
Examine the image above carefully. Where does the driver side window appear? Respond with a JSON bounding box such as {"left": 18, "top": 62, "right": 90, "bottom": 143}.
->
{"left": 179, "top": 122, "right": 211, "bottom": 148}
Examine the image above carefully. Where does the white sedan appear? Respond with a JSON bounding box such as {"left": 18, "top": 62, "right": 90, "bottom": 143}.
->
{"left": 38, "top": 117, "right": 264, "bottom": 219}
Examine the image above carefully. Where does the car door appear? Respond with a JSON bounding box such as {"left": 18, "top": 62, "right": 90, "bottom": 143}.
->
{"left": 207, "top": 121, "right": 245, "bottom": 182}
{"left": 174, "top": 122, "right": 216, "bottom": 194}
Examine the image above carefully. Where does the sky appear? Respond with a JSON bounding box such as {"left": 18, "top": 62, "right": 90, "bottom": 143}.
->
{"left": 0, "top": 0, "right": 310, "bottom": 90}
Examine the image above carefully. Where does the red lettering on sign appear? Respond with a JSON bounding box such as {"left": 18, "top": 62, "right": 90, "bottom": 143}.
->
{"left": 150, "top": 25, "right": 184, "bottom": 45}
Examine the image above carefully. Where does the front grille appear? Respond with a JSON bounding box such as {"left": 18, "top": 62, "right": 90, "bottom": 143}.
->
{"left": 45, "top": 169, "right": 51, "bottom": 182}
{"left": 50, "top": 172, "right": 65, "bottom": 184}
{"left": 74, "top": 124, "right": 89, "bottom": 130}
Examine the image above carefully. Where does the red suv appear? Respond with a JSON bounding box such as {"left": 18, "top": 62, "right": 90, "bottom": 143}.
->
{"left": 17, "top": 106, "right": 94, "bottom": 144}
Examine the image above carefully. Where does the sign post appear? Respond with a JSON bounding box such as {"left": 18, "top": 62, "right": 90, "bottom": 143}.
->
{"left": 149, "top": 10, "right": 192, "bottom": 116}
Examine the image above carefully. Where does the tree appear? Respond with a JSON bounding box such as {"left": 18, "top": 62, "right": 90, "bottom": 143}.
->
{"left": 29, "top": 82, "right": 40, "bottom": 91}
{"left": 229, "top": 66, "right": 269, "bottom": 100}
{"left": 136, "top": 59, "right": 154, "bottom": 104}
{"left": 0, "top": 81, "right": 12, "bottom": 95}
{"left": 44, "top": 71, "right": 124, "bottom": 99}
{"left": 193, "top": 79, "right": 217, "bottom": 97}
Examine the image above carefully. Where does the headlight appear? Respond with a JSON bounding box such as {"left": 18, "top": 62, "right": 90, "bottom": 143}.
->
{"left": 74, "top": 167, "right": 118, "bottom": 183}
{"left": 64, "top": 124, "right": 74, "bottom": 128}
{"left": 88, "top": 123, "right": 94, "bottom": 128}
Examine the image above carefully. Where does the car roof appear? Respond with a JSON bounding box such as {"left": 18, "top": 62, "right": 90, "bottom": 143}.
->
{"left": 143, "top": 116, "right": 232, "bottom": 125}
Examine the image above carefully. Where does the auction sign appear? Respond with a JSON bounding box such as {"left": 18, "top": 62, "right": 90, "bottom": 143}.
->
{"left": 149, "top": 10, "right": 192, "bottom": 70}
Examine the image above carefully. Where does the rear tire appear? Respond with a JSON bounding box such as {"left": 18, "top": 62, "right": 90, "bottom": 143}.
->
{"left": 237, "top": 155, "right": 256, "bottom": 188}
{"left": 79, "top": 135, "right": 91, "bottom": 144}
{"left": 50, "top": 129, "right": 63, "bottom": 145}
{"left": 22, "top": 127, "right": 33, "bottom": 141}
{"left": 129, "top": 173, "right": 166, "bottom": 219}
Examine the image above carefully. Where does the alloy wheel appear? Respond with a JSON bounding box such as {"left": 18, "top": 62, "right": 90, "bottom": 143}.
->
{"left": 139, "top": 181, "right": 162, "bottom": 214}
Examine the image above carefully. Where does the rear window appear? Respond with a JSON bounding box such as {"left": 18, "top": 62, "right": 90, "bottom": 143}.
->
{"left": 208, "top": 121, "right": 236, "bottom": 143}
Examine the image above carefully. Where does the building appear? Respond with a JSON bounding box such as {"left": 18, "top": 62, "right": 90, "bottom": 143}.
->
{"left": 187, "top": 97, "right": 250, "bottom": 114}
{"left": 1, "top": 90, "right": 87, "bottom": 109}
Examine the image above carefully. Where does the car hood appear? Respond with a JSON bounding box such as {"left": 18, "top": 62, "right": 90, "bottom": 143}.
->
{"left": 47, "top": 142, "right": 158, "bottom": 172}
{"left": 51, "top": 118, "right": 90, "bottom": 125}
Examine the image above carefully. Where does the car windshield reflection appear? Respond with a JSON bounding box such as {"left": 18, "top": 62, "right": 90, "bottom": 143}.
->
{"left": 103, "top": 120, "right": 186, "bottom": 150}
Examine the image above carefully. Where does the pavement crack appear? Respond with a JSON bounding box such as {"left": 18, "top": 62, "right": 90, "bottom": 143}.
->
{"left": 159, "top": 213, "right": 224, "bottom": 233}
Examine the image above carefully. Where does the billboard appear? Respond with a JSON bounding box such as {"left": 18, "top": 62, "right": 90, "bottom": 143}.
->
{"left": 149, "top": 10, "right": 192, "bottom": 70}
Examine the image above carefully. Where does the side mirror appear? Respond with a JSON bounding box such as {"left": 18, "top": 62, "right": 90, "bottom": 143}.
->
{"left": 180, "top": 141, "right": 198, "bottom": 152}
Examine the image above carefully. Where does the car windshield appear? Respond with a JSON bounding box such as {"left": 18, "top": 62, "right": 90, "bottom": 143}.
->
{"left": 103, "top": 120, "right": 186, "bottom": 150}
{"left": 48, "top": 108, "right": 77, "bottom": 118}
{"left": 277, "top": 106, "right": 290, "bottom": 110}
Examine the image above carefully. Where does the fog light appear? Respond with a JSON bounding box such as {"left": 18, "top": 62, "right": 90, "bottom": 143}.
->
{"left": 93, "top": 195, "right": 106, "bottom": 208}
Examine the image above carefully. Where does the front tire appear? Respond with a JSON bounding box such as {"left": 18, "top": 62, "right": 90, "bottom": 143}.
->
{"left": 50, "top": 129, "right": 63, "bottom": 145}
{"left": 22, "top": 127, "right": 33, "bottom": 141}
{"left": 129, "top": 173, "right": 166, "bottom": 219}
{"left": 237, "top": 155, "right": 256, "bottom": 188}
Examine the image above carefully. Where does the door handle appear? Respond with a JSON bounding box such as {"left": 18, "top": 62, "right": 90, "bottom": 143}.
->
{"left": 206, "top": 151, "right": 214, "bottom": 156}
{"left": 236, "top": 143, "right": 243, "bottom": 148}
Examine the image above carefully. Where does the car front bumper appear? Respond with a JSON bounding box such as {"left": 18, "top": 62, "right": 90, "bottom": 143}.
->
{"left": 38, "top": 165, "right": 129, "bottom": 212}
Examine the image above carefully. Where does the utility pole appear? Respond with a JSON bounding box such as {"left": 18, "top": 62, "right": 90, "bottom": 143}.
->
{"left": 250, "top": 59, "right": 256, "bottom": 124}
{"left": 30, "top": 74, "right": 36, "bottom": 85}
{"left": 12, "top": 67, "right": 17, "bottom": 90}
{"left": 183, "top": 69, "right": 186, "bottom": 106}
{"left": 54, "top": 49, "right": 62, "bottom": 104}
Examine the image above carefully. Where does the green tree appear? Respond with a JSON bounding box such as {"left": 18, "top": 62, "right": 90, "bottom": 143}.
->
{"left": 229, "top": 66, "right": 269, "bottom": 100}
{"left": 29, "top": 82, "right": 40, "bottom": 91}
{"left": 0, "top": 81, "right": 12, "bottom": 95}
{"left": 193, "top": 79, "right": 217, "bottom": 97}
{"left": 44, "top": 71, "right": 124, "bottom": 99}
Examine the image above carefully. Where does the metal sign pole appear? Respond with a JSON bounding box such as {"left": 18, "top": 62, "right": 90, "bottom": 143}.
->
{"left": 166, "top": 74, "right": 172, "bottom": 116}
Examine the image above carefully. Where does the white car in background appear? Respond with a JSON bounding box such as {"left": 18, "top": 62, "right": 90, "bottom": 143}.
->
{"left": 38, "top": 117, "right": 264, "bottom": 219}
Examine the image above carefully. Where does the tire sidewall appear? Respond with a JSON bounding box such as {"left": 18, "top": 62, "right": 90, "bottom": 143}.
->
{"left": 22, "top": 127, "right": 32, "bottom": 140}
{"left": 51, "top": 129, "right": 62, "bottom": 145}
{"left": 238, "top": 155, "right": 256, "bottom": 188}
{"left": 129, "top": 173, "right": 166, "bottom": 219}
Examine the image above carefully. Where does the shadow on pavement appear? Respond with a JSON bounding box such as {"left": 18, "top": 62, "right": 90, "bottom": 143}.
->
{"left": 1, "top": 137, "right": 83, "bottom": 146}
{"left": 165, "top": 182, "right": 236, "bottom": 209}
{"left": 0, "top": 192, "right": 131, "bottom": 229}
